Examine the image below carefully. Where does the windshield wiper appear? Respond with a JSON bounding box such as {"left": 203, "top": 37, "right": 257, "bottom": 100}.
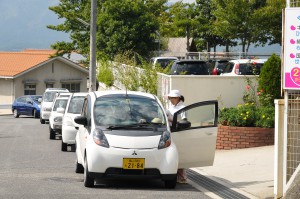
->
{"left": 106, "top": 123, "right": 156, "bottom": 130}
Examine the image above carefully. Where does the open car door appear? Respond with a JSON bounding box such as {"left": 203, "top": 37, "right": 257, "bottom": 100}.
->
{"left": 171, "top": 100, "right": 218, "bottom": 168}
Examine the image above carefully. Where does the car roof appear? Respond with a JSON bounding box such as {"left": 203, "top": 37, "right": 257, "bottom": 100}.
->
{"left": 174, "top": 59, "right": 206, "bottom": 63}
{"left": 92, "top": 90, "right": 156, "bottom": 99}
{"left": 45, "top": 88, "right": 69, "bottom": 92}
{"left": 72, "top": 92, "right": 88, "bottom": 97}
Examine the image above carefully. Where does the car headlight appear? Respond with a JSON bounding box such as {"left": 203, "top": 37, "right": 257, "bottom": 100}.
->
{"left": 54, "top": 117, "right": 62, "bottom": 122}
{"left": 93, "top": 128, "right": 109, "bottom": 148}
{"left": 158, "top": 131, "right": 171, "bottom": 149}
{"left": 63, "top": 116, "right": 73, "bottom": 126}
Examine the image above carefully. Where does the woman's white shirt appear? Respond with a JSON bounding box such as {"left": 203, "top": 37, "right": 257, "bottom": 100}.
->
{"left": 166, "top": 101, "right": 186, "bottom": 121}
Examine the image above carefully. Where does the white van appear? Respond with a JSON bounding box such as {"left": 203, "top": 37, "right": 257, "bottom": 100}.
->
{"left": 40, "top": 88, "right": 69, "bottom": 124}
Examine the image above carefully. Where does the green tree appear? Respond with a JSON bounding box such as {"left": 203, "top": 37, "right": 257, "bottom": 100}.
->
{"left": 97, "top": 0, "right": 166, "bottom": 59}
{"left": 48, "top": 0, "right": 91, "bottom": 61}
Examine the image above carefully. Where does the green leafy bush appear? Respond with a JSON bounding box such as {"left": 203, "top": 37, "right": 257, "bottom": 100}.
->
{"left": 97, "top": 60, "right": 114, "bottom": 87}
{"left": 219, "top": 103, "right": 275, "bottom": 128}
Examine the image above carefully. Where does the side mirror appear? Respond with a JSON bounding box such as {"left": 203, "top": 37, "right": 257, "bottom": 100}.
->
{"left": 177, "top": 119, "right": 191, "bottom": 130}
{"left": 57, "top": 108, "right": 65, "bottom": 114}
{"left": 27, "top": 100, "right": 33, "bottom": 105}
{"left": 74, "top": 116, "right": 87, "bottom": 126}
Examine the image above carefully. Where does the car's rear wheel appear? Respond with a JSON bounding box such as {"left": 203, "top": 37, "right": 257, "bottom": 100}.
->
{"left": 84, "top": 156, "right": 94, "bottom": 187}
{"left": 40, "top": 117, "right": 45, "bottom": 124}
{"left": 61, "top": 140, "right": 67, "bottom": 151}
{"left": 49, "top": 126, "right": 55, "bottom": 140}
{"left": 164, "top": 177, "right": 177, "bottom": 189}
{"left": 13, "top": 109, "right": 19, "bottom": 118}
{"left": 33, "top": 109, "right": 38, "bottom": 118}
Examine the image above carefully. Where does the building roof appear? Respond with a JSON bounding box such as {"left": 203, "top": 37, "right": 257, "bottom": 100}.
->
{"left": 0, "top": 49, "right": 87, "bottom": 78}
{"left": 0, "top": 50, "right": 55, "bottom": 77}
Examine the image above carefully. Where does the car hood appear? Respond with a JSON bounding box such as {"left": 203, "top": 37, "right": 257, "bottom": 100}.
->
{"left": 105, "top": 134, "right": 161, "bottom": 149}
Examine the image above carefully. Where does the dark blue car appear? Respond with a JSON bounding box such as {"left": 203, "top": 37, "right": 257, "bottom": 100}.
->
{"left": 12, "top": 95, "right": 42, "bottom": 118}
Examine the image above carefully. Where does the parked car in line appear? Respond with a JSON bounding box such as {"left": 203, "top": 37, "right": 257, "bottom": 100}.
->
{"left": 74, "top": 90, "right": 218, "bottom": 188}
{"left": 221, "top": 59, "right": 267, "bottom": 76}
{"left": 12, "top": 95, "right": 42, "bottom": 118}
{"left": 61, "top": 92, "right": 88, "bottom": 151}
{"left": 49, "top": 96, "right": 70, "bottom": 140}
{"left": 208, "top": 59, "right": 230, "bottom": 75}
{"left": 40, "top": 88, "right": 69, "bottom": 124}
{"left": 150, "top": 56, "right": 179, "bottom": 69}
{"left": 169, "top": 60, "right": 210, "bottom": 75}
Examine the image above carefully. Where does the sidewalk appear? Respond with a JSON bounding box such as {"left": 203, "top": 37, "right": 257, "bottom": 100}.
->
{"left": 0, "top": 108, "right": 12, "bottom": 115}
{"left": 194, "top": 146, "right": 274, "bottom": 199}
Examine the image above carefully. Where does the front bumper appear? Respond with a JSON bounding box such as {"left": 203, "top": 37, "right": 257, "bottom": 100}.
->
{"left": 86, "top": 141, "right": 178, "bottom": 180}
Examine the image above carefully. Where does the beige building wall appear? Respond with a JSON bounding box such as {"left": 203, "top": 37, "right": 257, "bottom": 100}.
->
{"left": 0, "top": 79, "right": 14, "bottom": 105}
{"left": 2, "top": 59, "right": 88, "bottom": 105}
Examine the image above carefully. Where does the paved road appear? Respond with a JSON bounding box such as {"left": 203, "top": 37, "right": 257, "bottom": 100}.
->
{"left": 0, "top": 115, "right": 211, "bottom": 199}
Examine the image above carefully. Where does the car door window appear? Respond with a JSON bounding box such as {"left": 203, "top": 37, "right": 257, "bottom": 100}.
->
{"left": 171, "top": 100, "right": 218, "bottom": 132}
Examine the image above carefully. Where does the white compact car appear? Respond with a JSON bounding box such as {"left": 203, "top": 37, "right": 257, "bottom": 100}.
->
{"left": 61, "top": 92, "right": 88, "bottom": 151}
{"left": 221, "top": 59, "right": 267, "bottom": 76}
{"left": 74, "top": 90, "right": 218, "bottom": 188}
{"left": 49, "top": 96, "right": 70, "bottom": 140}
{"left": 40, "top": 88, "right": 69, "bottom": 124}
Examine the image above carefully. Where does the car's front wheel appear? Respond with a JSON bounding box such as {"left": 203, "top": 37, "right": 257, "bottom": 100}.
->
{"left": 40, "top": 117, "right": 45, "bottom": 124}
{"left": 84, "top": 156, "right": 94, "bottom": 187}
{"left": 13, "top": 109, "right": 19, "bottom": 118}
{"left": 75, "top": 159, "right": 84, "bottom": 174}
{"left": 164, "top": 177, "right": 177, "bottom": 189}
{"left": 61, "top": 140, "right": 67, "bottom": 151}
{"left": 49, "top": 126, "right": 55, "bottom": 140}
{"left": 33, "top": 109, "right": 38, "bottom": 118}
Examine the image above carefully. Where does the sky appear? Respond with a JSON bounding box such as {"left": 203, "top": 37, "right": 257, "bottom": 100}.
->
{"left": 0, "top": 0, "right": 280, "bottom": 54}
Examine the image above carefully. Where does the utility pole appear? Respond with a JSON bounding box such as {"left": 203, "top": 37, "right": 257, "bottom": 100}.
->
{"left": 89, "top": 0, "right": 97, "bottom": 91}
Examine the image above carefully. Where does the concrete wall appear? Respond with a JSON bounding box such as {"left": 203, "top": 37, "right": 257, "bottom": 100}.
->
{"left": 157, "top": 73, "right": 258, "bottom": 109}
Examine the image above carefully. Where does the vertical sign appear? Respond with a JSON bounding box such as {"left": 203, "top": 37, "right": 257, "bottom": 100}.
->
{"left": 284, "top": 8, "right": 300, "bottom": 89}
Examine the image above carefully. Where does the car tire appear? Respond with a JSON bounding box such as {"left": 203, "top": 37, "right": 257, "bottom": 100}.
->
{"left": 84, "top": 156, "right": 94, "bottom": 187}
{"left": 61, "top": 140, "right": 67, "bottom": 151}
{"left": 49, "top": 126, "right": 55, "bottom": 140}
{"left": 13, "top": 109, "right": 19, "bottom": 118}
{"left": 40, "top": 117, "right": 45, "bottom": 124}
{"left": 33, "top": 109, "right": 38, "bottom": 118}
{"left": 75, "top": 159, "right": 84, "bottom": 174}
{"left": 164, "top": 177, "right": 177, "bottom": 189}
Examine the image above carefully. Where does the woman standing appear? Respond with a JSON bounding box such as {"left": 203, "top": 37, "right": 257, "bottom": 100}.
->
{"left": 166, "top": 89, "right": 187, "bottom": 184}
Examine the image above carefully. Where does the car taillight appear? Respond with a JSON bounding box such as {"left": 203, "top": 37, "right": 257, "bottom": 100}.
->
{"left": 234, "top": 63, "right": 240, "bottom": 75}
{"left": 212, "top": 68, "right": 217, "bottom": 75}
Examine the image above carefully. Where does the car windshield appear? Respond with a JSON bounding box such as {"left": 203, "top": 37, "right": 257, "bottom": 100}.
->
{"left": 156, "top": 59, "right": 176, "bottom": 69}
{"left": 43, "top": 92, "right": 57, "bottom": 102}
{"left": 32, "top": 96, "right": 42, "bottom": 104}
{"left": 171, "top": 62, "right": 209, "bottom": 75}
{"left": 94, "top": 95, "right": 166, "bottom": 126}
{"left": 67, "top": 96, "right": 85, "bottom": 114}
{"left": 53, "top": 99, "right": 68, "bottom": 111}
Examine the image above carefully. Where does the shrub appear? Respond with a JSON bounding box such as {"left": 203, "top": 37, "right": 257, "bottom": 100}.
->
{"left": 258, "top": 54, "right": 282, "bottom": 106}
{"left": 97, "top": 59, "right": 114, "bottom": 87}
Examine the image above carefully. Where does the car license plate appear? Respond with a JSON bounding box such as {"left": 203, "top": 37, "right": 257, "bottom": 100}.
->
{"left": 123, "top": 158, "right": 145, "bottom": 170}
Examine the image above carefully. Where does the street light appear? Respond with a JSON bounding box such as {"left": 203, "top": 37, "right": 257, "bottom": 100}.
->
{"left": 89, "top": 0, "right": 97, "bottom": 92}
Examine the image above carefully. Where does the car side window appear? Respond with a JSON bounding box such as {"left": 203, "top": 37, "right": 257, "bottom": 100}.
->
{"left": 18, "top": 97, "right": 26, "bottom": 103}
{"left": 83, "top": 96, "right": 92, "bottom": 132}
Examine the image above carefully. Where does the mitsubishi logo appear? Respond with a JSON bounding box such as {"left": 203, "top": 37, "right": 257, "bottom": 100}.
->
{"left": 132, "top": 150, "right": 137, "bottom": 155}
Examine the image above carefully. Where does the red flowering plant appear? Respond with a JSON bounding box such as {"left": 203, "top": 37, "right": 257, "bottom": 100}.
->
{"left": 219, "top": 77, "right": 275, "bottom": 128}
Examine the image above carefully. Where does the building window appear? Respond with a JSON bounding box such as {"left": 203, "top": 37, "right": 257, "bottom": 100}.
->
{"left": 46, "top": 83, "right": 54, "bottom": 88}
{"left": 24, "top": 84, "right": 36, "bottom": 95}
{"left": 62, "top": 83, "right": 80, "bottom": 92}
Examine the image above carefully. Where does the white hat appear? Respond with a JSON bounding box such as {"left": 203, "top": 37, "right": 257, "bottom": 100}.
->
{"left": 167, "top": 90, "right": 181, "bottom": 98}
